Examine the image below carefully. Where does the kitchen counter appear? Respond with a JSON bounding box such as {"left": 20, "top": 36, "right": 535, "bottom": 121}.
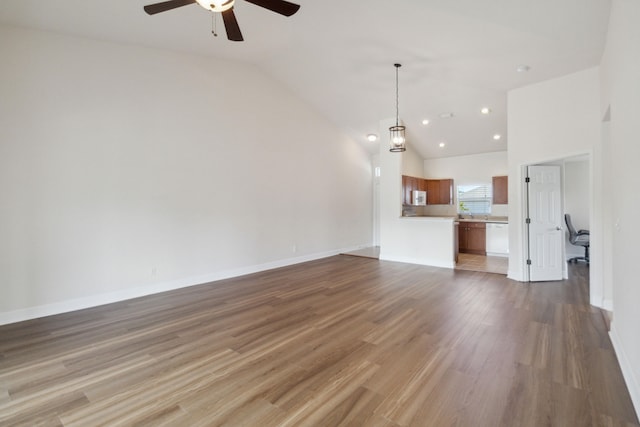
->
{"left": 457, "top": 217, "right": 508, "bottom": 224}
{"left": 400, "top": 215, "right": 508, "bottom": 224}
{"left": 384, "top": 215, "right": 457, "bottom": 269}
{"left": 399, "top": 215, "right": 455, "bottom": 221}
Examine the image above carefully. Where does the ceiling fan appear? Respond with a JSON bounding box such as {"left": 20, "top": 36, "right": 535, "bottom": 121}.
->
{"left": 143, "top": 0, "right": 300, "bottom": 42}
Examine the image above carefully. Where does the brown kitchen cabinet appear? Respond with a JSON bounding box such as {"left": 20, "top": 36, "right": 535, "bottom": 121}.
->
{"left": 458, "top": 221, "right": 486, "bottom": 255}
{"left": 417, "top": 177, "right": 428, "bottom": 192}
{"left": 426, "top": 179, "right": 440, "bottom": 205}
{"left": 402, "top": 175, "right": 423, "bottom": 205}
{"left": 439, "top": 179, "right": 453, "bottom": 204}
{"left": 425, "top": 178, "right": 453, "bottom": 205}
{"left": 403, "top": 175, "right": 453, "bottom": 205}
{"left": 401, "top": 175, "right": 410, "bottom": 205}
{"left": 492, "top": 176, "right": 508, "bottom": 204}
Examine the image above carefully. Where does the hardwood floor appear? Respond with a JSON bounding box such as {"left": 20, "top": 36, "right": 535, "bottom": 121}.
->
{"left": 341, "top": 246, "right": 380, "bottom": 259}
{"left": 456, "top": 253, "right": 509, "bottom": 275}
{"left": 1, "top": 256, "right": 637, "bottom": 426}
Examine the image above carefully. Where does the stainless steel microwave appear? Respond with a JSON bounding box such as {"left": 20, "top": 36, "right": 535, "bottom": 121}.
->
{"left": 412, "top": 190, "right": 427, "bottom": 206}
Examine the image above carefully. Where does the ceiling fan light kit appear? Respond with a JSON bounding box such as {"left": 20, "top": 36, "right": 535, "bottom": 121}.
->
{"left": 195, "top": 0, "right": 234, "bottom": 12}
{"left": 389, "top": 63, "right": 406, "bottom": 153}
{"left": 143, "top": 0, "right": 300, "bottom": 42}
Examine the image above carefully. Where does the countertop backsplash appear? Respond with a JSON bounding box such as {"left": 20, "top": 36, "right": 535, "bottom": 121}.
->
{"left": 401, "top": 205, "right": 426, "bottom": 217}
{"left": 422, "top": 205, "right": 457, "bottom": 217}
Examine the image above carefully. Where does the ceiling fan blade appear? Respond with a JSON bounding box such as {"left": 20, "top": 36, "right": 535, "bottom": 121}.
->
{"left": 243, "top": 0, "right": 300, "bottom": 17}
{"left": 144, "top": 0, "right": 195, "bottom": 15}
{"left": 222, "top": 8, "right": 244, "bottom": 41}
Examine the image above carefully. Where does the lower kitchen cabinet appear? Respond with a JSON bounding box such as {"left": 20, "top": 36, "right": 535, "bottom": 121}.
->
{"left": 459, "top": 221, "right": 486, "bottom": 255}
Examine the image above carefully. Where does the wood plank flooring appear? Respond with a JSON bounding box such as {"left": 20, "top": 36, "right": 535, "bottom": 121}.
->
{"left": 341, "top": 246, "right": 380, "bottom": 259}
{"left": 1, "top": 256, "right": 638, "bottom": 426}
{"left": 455, "top": 253, "right": 509, "bottom": 275}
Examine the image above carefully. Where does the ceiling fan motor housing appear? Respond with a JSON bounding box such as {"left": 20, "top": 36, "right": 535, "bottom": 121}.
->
{"left": 196, "top": 0, "right": 234, "bottom": 12}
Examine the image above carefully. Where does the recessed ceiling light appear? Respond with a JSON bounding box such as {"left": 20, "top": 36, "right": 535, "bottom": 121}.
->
{"left": 422, "top": 119, "right": 430, "bottom": 125}
{"left": 439, "top": 142, "right": 446, "bottom": 148}
{"left": 516, "top": 64, "right": 531, "bottom": 73}
{"left": 439, "top": 112, "right": 454, "bottom": 119}
{"left": 367, "top": 134, "right": 378, "bottom": 142}
{"left": 493, "top": 134, "right": 501, "bottom": 140}
{"left": 480, "top": 107, "right": 491, "bottom": 114}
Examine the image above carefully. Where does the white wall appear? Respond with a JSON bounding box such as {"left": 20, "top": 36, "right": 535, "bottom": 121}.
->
{"left": 423, "top": 151, "right": 508, "bottom": 217}
{"left": 401, "top": 141, "right": 424, "bottom": 177}
{"left": 424, "top": 151, "right": 508, "bottom": 184}
{"left": 563, "top": 159, "right": 590, "bottom": 258}
{"left": 0, "top": 25, "right": 373, "bottom": 324}
{"left": 371, "top": 153, "right": 381, "bottom": 246}
{"left": 600, "top": 121, "right": 614, "bottom": 310}
{"left": 600, "top": 0, "right": 640, "bottom": 415}
{"left": 507, "top": 67, "right": 601, "bottom": 281}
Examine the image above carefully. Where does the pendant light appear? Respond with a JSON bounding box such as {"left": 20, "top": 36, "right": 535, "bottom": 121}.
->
{"left": 389, "top": 63, "right": 406, "bottom": 152}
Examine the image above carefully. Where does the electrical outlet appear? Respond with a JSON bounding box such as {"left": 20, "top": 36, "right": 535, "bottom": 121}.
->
{"left": 292, "top": 245, "right": 297, "bottom": 253}
{"left": 151, "top": 267, "right": 157, "bottom": 277}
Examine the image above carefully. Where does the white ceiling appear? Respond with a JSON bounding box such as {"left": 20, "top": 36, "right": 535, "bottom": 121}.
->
{"left": 0, "top": 0, "right": 611, "bottom": 159}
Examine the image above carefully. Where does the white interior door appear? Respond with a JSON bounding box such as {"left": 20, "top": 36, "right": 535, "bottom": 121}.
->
{"left": 527, "top": 165, "right": 563, "bottom": 281}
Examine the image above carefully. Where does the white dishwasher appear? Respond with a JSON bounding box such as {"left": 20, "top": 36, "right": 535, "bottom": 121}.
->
{"left": 486, "top": 223, "right": 509, "bottom": 256}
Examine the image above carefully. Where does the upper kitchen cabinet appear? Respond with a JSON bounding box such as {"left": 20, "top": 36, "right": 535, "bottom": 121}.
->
{"left": 426, "top": 179, "right": 453, "bottom": 205}
{"left": 401, "top": 175, "right": 410, "bottom": 205}
{"left": 492, "top": 176, "right": 508, "bottom": 204}
{"left": 426, "top": 180, "right": 440, "bottom": 205}
{"left": 402, "top": 175, "right": 454, "bottom": 205}
{"left": 402, "top": 175, "right": 422, "bottom": 205}
{"left": 439, "top": 179, "right": 453, "bottom": 205}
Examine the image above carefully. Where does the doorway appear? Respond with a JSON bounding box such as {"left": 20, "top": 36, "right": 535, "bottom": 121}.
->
{"left": 525, "top": 156, "right": 591, "bottom": 282}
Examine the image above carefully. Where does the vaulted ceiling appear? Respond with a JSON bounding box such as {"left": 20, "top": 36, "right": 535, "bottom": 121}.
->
{"left": 0, "top": 0, "right": 611, "bottom": 158}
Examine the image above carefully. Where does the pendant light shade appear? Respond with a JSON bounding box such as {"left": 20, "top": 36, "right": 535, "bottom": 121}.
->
{"left": 389, "top": 63, "right": 406, "bottom": 152}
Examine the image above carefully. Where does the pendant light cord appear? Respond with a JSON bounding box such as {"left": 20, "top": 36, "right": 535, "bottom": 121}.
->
{"left": 394, "top": 63, "right": 401, "bottom": 127}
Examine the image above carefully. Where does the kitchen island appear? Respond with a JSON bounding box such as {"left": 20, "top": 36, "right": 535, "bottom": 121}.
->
{"left": 379, "top": 216, "right": 458, "bottom": 268}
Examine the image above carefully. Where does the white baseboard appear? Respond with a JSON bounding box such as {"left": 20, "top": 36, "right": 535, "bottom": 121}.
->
{"left": 486, "top": 252, "right": 509, "bottom": 258}
{"left": 507, "top": 269, "right": 526, "bottom": 282}
{"left": 590, "top": 293, "right": 604, "bottom": 308}
{"left": 379, "top": 254, "right": 455, "bottom": 269}
{"left": 610, "top": 323, "right": 640, "bottom": 420}
{"left": 0, "top": 247, "right": 363, "bottom": 326}
{"left": 603, "top": 299, "right": 614, "bottom": 311}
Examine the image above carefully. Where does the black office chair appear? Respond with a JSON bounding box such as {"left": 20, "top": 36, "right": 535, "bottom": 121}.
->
{"left": 565, "top": 214, "right": 589, "bottom": 263}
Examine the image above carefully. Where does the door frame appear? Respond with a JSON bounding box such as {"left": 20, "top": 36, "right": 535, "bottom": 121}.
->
{"left": 521, "top": 153, "right": 593, "bottom": 283}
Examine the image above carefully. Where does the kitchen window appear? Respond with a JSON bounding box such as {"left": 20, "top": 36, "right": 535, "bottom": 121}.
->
{"left": 457, "top": 184, "right": 492, "bottom": 215}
